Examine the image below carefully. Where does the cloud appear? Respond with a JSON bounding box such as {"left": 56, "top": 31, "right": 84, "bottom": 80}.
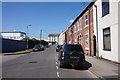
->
{"left": 69, "top": 20, "right": 74, "bottom": 23}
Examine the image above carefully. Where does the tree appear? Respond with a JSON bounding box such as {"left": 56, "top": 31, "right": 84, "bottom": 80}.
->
{"left": 21, "top": 38, "right": 27, "bottom": 41}
{"left": 22, "top": 38, "right": 48, "bottom": 49}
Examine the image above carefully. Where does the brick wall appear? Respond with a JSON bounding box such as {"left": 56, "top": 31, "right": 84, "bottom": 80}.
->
{"left": 65, "top": 6, "right": 95, "bottom": 56}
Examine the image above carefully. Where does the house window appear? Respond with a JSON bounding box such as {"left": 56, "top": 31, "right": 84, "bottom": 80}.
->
{"left": 21, "top": 34, "right": 24, "bottom": 37}
{"left": 74, "top": 34, "right": 77, "bottom": 43}
{"left": 74, "top": 24, "right": 76, "bottom": 33}
{"left": 102, "top": 0, "right": 109, "bottom": 17}
{"left": 79, "top": 18, "right": 82, "bottom": 30}
{"left": 14, "top": 37, "right": 16, "bottom": 39}
{"left": 85, "top": 33, "right": 89, "bottom": 49}
{"left": 52, "top": 37, "right": 53, "bottom": 42}
{"left": 85, "top": 13, "right": 89, "bottom": 27}
{"left": 103, "top": 27, "right": 111, "bottom": 51}
{"left": 54, "top": 37, "right": 55, "bottom": 42}
{"left": 77, "top": 21, "right": 79, "bottom": 31}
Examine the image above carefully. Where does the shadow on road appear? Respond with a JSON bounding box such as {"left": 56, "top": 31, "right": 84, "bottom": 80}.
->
{"left": 75, "top": 61, "right": 92, "bottom": 70}
{"left": 60, "top": 60, "right": 92, "bottom": 70}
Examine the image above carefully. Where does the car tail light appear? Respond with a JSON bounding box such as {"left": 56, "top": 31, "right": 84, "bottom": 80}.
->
{"left": 61, "top": 51, "right": 65, "bottom": 56}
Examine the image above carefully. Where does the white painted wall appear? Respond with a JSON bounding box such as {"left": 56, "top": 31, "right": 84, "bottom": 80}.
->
{"left": 59, "top": 32, "right": 65, "bottom": 45}
{"left": 1, "top": 32, "right": 26, "bottom": 40}
{"left": 48, "top": 36, "right": 59, "bottom": 43}
{"left": 94, "top": 0, "right": 119, "bottom": 62}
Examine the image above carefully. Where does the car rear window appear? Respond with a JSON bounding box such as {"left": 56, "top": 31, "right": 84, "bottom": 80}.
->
{"left": 66, "top": 45, "right": 83, "bottom": 51}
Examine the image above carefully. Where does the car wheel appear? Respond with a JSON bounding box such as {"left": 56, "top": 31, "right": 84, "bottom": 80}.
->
{"left": 59, "top": 63, "right": 62, "bottom": 68}
{"left": 59, "top": 64, "right": 62, "bottom": 68}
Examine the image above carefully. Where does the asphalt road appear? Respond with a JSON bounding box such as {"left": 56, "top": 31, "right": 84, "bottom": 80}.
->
{"left": 2, "top": 45, "right": 98, "bottom": 78}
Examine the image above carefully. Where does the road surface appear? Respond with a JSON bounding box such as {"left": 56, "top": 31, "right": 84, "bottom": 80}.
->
{"left": 2, "top": 45, "right": 98, "bottom": 79}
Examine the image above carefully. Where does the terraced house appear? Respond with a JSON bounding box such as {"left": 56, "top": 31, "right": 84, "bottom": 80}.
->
{"left": 65, "top": 2, "right": 95, "bottom": 56}
{"left": 64, "top": 0, "right": 119, "bottom": 63}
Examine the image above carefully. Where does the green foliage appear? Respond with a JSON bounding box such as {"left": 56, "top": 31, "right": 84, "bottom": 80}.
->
{"left": 40, "top": 40, "right": 48, "bottom": 46}
{"left": 21, "top": 38, "right": 48, "bottom": 49}
{"left": 21, "top": 38, "right": 27, "bottom": 41}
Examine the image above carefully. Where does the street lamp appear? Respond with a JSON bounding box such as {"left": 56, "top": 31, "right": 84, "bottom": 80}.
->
{"left": 40, "top": 29, "right": 42, "bottom": 44}
{"left": 26, "top": 24, "right": 31, "bottom": 50}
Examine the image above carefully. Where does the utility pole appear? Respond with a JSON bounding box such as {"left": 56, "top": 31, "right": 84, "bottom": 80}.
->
{"left": 40, "top": 29, "right": 42, "bottom": 44}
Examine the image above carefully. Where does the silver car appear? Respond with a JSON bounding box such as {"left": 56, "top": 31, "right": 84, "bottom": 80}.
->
{"left": 32, "top": 44, "right": 44, "bottom": 52}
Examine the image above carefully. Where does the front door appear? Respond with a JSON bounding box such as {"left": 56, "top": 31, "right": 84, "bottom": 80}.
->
{"left": 93, "top": 35, "right": 96, "bottom": 56}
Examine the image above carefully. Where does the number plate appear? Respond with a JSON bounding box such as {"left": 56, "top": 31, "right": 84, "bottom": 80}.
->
{"left": 70, "top": 57, "right": 79, "bottom": 59}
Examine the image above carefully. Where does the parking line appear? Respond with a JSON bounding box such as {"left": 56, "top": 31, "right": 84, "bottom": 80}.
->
{"left": 56, "top": 66, "right": 58, "bottom": 69}
{"left": 57, "top": 72, "right": 59, "bottom": 77}
{"left": 56, "top": 62, "right": 58, "bottom": 65}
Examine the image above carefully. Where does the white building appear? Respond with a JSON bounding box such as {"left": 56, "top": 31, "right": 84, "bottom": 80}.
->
{"left": 48, "top": 34, "right": 59, "bottom": 44}
{"left": 94, "top": 0, "right": 119, "bottom": 62}
{"left": 0, "top": 31, "right": 26, "bottom": 40}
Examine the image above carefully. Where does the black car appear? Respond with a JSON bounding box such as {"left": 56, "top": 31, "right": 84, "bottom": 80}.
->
{"left": 32, "top": 44, "right": 44, "bottom": 52}
{"left": 59, "top": 43, "right": 85, "bottom": 68}
{"left": 56, "top": 45, "right": 62, "bottom": 52}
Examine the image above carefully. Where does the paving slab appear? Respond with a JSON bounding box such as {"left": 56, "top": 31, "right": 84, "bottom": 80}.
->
{"left": 85, "top": 55, "right": 119, "bottom": 80}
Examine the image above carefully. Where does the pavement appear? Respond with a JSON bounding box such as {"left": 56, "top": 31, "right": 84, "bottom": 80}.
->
{"left": 85, "top": 55, "right": 119, "bottom": 80}
{"left": 3, "top": 49, "right": 32, "bottom": 55}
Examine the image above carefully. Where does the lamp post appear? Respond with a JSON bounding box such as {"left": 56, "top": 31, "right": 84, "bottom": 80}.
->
{"left": 26, "top": 24, "right": 31, "bottom": 50}
{"left": 40, "top": 29, "right": 42, "bottom": 44}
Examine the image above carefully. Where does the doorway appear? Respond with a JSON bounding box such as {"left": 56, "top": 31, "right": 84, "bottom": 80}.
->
{"left": 93, "top": 35, "right": 96, "bottom": 56}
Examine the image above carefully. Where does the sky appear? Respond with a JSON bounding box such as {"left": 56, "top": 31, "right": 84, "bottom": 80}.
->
{"left": 2, "top": 2, "right": 90, "bottom": 39}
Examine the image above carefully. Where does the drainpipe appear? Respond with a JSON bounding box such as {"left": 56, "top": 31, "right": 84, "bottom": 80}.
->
{"left": 88, "top": 8, "right": 91, "bottom": 56}
{"left": 94, "top": 4, "right": 99, "bottom": 57}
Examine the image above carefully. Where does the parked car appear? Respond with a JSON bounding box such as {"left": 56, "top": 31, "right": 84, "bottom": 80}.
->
{"left": 59, "top": 43, "right": 85, "bottom": 68}
{"left": 44, "top": 44, "right": 49, "bottom": 48}
{"left": 32, "top": 44, "right": 44, "bottom": 52}
{"left": 56, "top": 45, "right": 62, "bottom": 52}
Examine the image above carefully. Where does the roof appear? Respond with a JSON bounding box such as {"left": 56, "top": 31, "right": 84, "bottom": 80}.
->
{"left": 48, "top": 34, "right": 60, "bottom": 37}
{"left": 0, "top": 31, "right": 26, "bottom": 34}
{"left": 69, "top": 1, "right": 95, "bottom": 27}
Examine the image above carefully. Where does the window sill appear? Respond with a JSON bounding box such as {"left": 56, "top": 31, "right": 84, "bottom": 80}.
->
{"left": 79, "top": 29, "right": 82, "bottom": 31}
{"left": 84, "top": 25, "right": 89, "bottom": 28}
{"left": 103, "top": 49, "right": 111, "bottom": 51}
{"left": 102, "top": 13, "right": 109, "bottom": 18}
{"left": 85, "top": 48, "right": 89, "bottom": 50}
